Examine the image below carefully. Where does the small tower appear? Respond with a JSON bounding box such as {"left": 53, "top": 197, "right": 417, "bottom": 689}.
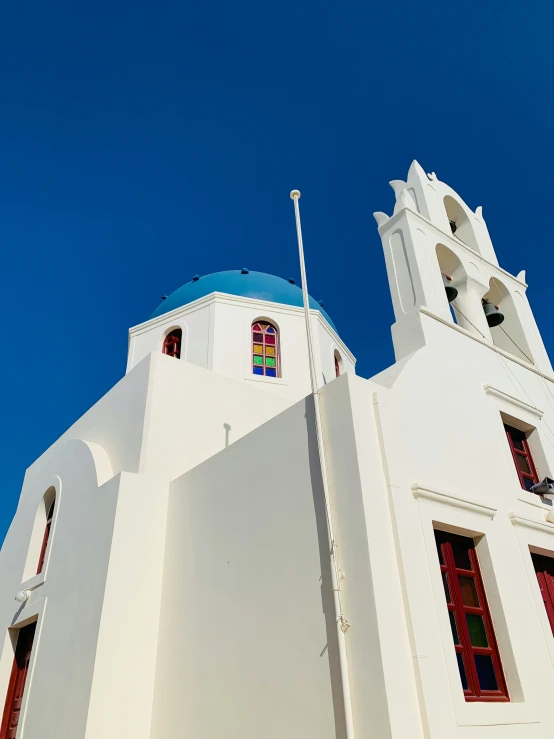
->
{"left": 373, "top": 161, "right": 552, "bottom": 372}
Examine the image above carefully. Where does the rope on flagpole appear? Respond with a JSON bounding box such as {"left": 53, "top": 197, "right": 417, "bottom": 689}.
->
{"left": 290, "top": 190, "right": 356, "bottom": 739}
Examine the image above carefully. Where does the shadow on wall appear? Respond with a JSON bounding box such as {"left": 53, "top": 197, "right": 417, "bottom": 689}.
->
{"left": 305, "top": 397, "right": 347, "bottom": 739}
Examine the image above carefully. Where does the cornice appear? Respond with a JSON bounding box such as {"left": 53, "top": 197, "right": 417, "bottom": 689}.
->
{"left": 509, "top": 511, "right": 554, "bottom": 534}
{"left": 483, "top": 385, "right": 544, "bottom": 419}
{"left": 411, "top": 484, "right": 497, "bottom": 518}
{"left": 419, "top": 308, "right": 554, "bottom": 384}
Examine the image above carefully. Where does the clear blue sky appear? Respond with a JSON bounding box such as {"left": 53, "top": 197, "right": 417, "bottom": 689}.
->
{"left": 1, "top": 1, "right": 553, "bottom": 542}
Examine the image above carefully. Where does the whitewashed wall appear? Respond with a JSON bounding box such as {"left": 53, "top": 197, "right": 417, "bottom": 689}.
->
{"left": 128, "top": 292, "right": 355, "bottom": 402}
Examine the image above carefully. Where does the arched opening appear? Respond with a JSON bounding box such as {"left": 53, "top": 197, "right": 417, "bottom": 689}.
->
{"left": 252, "top": 320, "right": 280, "bottom": 377}
{"left": 163, "top": 328, "right": 182, "bottom": 359}
{"left": 37, "top": 497, "right": 55, "bottom": 574}
{"left": 444, "top": 196, "right": 480, "bottom": 254}
{"left": 436, "top": 244, "right": 466, "bottom": 326}
{"left": 482, "top": 278, "right": 533, "bottom": 363}
{"left": 334, "top": 350, "right": 343, "bottom": 378}
{"left": 22, "top": 486, "right": 56, "bottom": 581}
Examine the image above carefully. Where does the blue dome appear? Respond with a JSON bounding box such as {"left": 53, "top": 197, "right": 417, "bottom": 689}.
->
{"left": 150, "top": 270, "right": 336, "bottom": 330}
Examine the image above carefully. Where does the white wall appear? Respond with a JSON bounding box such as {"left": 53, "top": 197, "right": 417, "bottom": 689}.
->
{"left": 366, "top": 313, "right": 554, "bottom": 736}
{"left": 128, "top": 292, "right": 356, "bottom": 403}
{"left": 0, "top": 439, "right": 117, "bottom": 739}
{"left": 151, "top": 399, "right": 345, "bottom": 739}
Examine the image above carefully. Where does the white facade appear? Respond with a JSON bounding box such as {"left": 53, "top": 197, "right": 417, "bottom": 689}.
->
{"left": 2, "top": 164, "right": 554, "bottom": 738}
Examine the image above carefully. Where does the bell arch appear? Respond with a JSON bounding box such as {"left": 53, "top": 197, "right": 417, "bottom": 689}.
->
{"left": 444, "top": 195, "right": 480, "bottom": 254}
{"left": 482, "top": 278, "right": 533, "bottom": 363}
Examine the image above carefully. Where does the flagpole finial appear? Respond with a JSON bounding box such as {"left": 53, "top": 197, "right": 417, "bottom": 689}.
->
{"left": 290, "top": 190, "right": 301, "bottom": 200}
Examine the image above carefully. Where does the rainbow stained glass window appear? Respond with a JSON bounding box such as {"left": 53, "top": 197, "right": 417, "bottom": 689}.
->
{"left": 252, "top": 321, "right": 280, "bottom": 377}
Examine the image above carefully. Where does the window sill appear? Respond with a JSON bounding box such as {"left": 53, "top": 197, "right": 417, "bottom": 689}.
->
{"left": 245, "top": 374, "right": 289, "bottom": 387}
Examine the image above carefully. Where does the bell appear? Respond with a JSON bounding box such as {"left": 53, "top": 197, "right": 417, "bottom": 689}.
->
{"left": 482, "top": 298, "right": 504, "bottom": 327}
{"left": 442, "top": 273, "right": 458, "bottom": 303}
{"left": 449, "top": 219, "right": 457, "bottom": 234}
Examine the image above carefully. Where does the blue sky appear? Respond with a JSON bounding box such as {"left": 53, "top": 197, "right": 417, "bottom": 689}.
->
{"left": 1, "top": 1, "right": 553, "bottom": 542}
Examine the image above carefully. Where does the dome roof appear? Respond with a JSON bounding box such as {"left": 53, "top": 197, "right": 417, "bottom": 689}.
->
{"left": 150, "top": 270, "right": 336, "bottom": 330}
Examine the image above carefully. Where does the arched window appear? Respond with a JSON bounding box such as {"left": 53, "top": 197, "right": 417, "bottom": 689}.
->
{"left": 334, "top": 351, "right": 342, "bottom": 378}
{"left": 37, "top": 499, "right": 55, "bottom": 575}
{"left": 163, "top": 329, "right": 182, "bottom": 359}
{"left": 252, "top": 321, "right": 279, "bottom": 377}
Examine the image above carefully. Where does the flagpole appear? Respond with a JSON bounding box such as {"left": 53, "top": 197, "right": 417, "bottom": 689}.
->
{"left": 290, "top": 190, "right": 355, "bottom": 739}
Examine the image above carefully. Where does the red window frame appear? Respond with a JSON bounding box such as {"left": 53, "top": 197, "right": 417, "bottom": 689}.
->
{"left": 504, "top": 424, "right": 539, "bottom": 492}
{"left": 0, "top": 622, "right": 36, "bottom": 739}
{"left": 252, "top": 322, "right": 279, "bottom": 377}
{"left": 163, "top": 329, "right": 182, "bottom": 359}
{"left": 36, "top": 500, "right": 55, "bottom": 575}
{"left": 531, "top": 552, "right": 554, "bottom": 635}
{"left": 435, "top": 530, "right": 508, "bottom": 701}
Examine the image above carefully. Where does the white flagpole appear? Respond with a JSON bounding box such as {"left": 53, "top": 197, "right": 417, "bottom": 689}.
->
{"left": 289, "top": 190, "right": 355, "bottom": 739}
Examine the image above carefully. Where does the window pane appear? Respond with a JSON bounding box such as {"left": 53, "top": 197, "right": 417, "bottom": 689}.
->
{"left": 253, "top": 366, "right": 264, "bottom": 375}
{"left": 253, "top": 324, "right": 261, "bottom": 331}
{"left": 253, "top": 344, "right": 263, "bottom": 355}
{"left": 266, "top": 368, "right": 277, "bottom": 377}
{"left": 459, "top": 577, "right": 480, "bottom": 607}
{"left": 512, "top": 439, "right": 525, "bottom": 451}
{"left": 452, "top": 540, "right": 473, "bottom": 570}
{"left": 442, "top": 573, "right": 451, "bottom": 603}
{"left": 265, "top": 346, "right": 275, "bottom": 356}
{"left": 449, "top": 611, "right": 460, "bottom": 644}
{"left": 253, "top": 355, "right": 263, "bottom": 366}
{"left": 265, "top": 335, "right": 276, "bottom": 345}
{"left": 515, "top": 454, "right": 531, "bottom": 475}
{"left": 523, "top": 477, "right": 536, "bottom": 492}
{"left": 456, "top": 653, "right": 468, "bottom": 691}
{"left": 466, "top": 614, "right": 488, "bottom": 647}
{"left": 474, "top": 655, "right": 498, "bottom": 691}
{"left": 253, "top": 332, "right": 263, "bottom": 342}
{"left": 265, "top": 357, "right": 276, "bottom": 368}
{"left": 266, "top": 326, "right": 275, "bottom": 333}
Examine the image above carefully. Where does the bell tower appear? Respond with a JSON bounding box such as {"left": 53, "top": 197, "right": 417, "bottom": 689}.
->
{"left": 373, "top": 161, "right": 552, "bottom": 373}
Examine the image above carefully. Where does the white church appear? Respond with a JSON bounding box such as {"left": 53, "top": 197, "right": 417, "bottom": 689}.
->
{"left": 2, "top": 161, "right": 554, "bottom": 739}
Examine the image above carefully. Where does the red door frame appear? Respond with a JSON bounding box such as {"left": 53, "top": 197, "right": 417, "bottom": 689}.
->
{"left": 0, "top": 622, "right": 36, "bottom": 739}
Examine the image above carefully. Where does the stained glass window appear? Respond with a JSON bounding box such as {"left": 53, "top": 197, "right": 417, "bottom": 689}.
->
{"left": 163, "top": 329, "right": 182, "bottom": 359}
{"left": 435, "top": 530, "right": 508, "bottom": 702}
{"left": 252, "top": 321, "right": 280, "bottom": 377}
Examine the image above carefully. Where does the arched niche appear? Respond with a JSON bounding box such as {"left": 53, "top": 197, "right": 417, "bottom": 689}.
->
{"left": 483, "top": 278, "right": 533, "bottom": 364}
{"left": 444, "top": 195, "right": 480, "bottom": 254}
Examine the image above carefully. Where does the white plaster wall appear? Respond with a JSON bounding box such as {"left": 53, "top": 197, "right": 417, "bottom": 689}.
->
{"left": 127, "top": 300, "right": 213, "bottom": 373}
{"left": 151, "top": 399, "right": 344, "bottom": 739}
{"left": 139, "top": 352, "right": 291, "bottom": 481}
{"left": 367, "top": 313, "right": 554, "bottom": 736}
{"left": 128, "top": 293, "right": 356, "bottom": 403}
{"left": 211, "top": 295, "right": 355, "bottom": 400}
{"left": 0, "top": 439, "right": 118, "bottom": 739}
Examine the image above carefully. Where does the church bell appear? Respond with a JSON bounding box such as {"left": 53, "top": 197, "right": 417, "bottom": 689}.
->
{"left": 442, "top": 273, "right": 458, "bottom": 303}
{"left": 482, "top": 298, "right": 505, "bottom": 327}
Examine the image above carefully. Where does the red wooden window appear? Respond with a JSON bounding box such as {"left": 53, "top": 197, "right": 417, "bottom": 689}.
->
{"left": 0, "top": 622, "right": 36, "bottom": 739}
{"left": 504, "top": 424, "right": 539, "bottom": 492}
{"left": 435, "top": 530, "right": 508, "bottom": 701}
{"left": 163, "top": 329, "right": 182, "bottom": 359}
{"left": 36, "top": 500, "right": 55, "bottom": 575}
{"left": 531, "top": 552, "right": 554, "bottom": 635}
{"left": 335, "top": 354, "right": 341, "bottom": 378}
{"left": 252, "top": 321, "right": 279, "bottom": 377}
